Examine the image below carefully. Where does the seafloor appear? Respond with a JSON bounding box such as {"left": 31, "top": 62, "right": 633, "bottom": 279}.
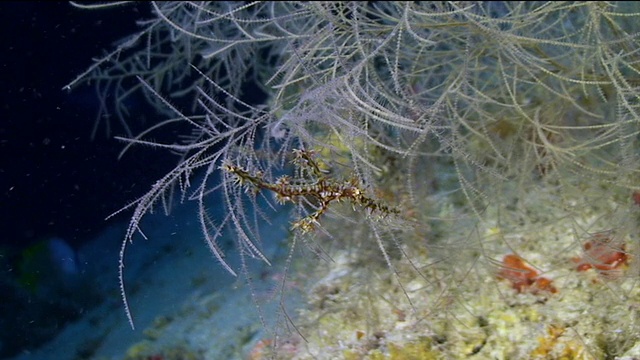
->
{"left": 10, "top": 169, "right": 640, "bottom": 360}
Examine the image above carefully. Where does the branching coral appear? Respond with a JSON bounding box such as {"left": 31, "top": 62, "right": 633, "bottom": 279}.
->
{"left": 67, "top": 1, "right": 640, "bottom": 356}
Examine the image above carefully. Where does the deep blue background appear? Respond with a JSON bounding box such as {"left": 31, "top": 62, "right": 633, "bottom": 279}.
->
{"left": 0, "top": 2, "right": 166, "bottom": 252}
{"left": 0, "top": 2, "right": 180, "bottom": 356}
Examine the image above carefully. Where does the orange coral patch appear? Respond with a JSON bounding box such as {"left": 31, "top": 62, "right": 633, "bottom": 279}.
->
{"left": 497, "top": 254, "right": 557, "bottom": 294}
{"left": 572, "top": 232, "right": 628, "bottom": 278}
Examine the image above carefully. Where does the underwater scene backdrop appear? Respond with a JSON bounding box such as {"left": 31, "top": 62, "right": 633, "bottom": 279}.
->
{"left": 2, "top": 2, "right": 640, "bottom": 359}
